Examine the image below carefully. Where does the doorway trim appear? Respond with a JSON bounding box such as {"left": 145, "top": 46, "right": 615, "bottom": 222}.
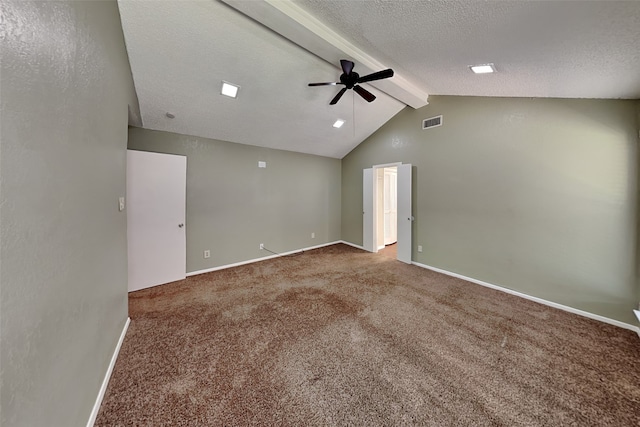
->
{"left": 372, "top": 162, "right": 403, "bottom": 169}
{"left": 363, "top": 162, "right": 412, "bottom": 264}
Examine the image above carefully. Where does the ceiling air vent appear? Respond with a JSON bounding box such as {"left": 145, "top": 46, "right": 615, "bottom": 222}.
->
{"left": 422, "top": 115, "right": 443, "bottom": 130}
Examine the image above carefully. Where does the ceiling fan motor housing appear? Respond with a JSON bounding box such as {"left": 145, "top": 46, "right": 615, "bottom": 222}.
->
{"left": 340, "top": 72, "right": 359, "bottom": 89}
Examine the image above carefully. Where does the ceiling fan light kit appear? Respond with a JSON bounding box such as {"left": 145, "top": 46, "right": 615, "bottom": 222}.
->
{"left": 308, "top": 60, "right": 394, "bottom": 105}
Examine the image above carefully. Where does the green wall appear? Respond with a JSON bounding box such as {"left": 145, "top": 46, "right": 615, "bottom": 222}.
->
{"left": 636, "top": 100, "right": 640, "bottom": 321}
{"left": 127, "top": 128, "right": 342, "bottom": 273}
{"left": 1, "top": 1, "right": 135, "bottom": 425}
{"left": 342, "top": 96, "right": 639, "bottom": 325}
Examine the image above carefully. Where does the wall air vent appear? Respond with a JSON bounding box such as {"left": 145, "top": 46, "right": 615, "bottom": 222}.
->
{"left": 422, "top": 115, "right": 443, "bottom": 130}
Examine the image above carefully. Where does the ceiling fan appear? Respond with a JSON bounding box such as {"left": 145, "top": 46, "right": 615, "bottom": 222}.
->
{"left": 308, "top": 60, "right": 394, "bottom": 105}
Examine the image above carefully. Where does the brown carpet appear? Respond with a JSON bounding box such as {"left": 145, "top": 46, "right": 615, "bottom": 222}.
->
{"left": 96, "top": 244, "right": 640, "bottom": 426}
{"left": 378, "top": 242, "right": 397, "bottom": 259}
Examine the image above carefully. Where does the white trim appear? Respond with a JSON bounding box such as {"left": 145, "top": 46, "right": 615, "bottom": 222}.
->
{"left": 87, "top": 317, "right": 130, "bottom": 427}
{"left": 186, "top": 241, "right": 343, "bottom": 277}
{"left": 412, "top": 262, "right": 640, "bottom": 333}
{"left": 372, "top": 162, "right": 402, "bottom": 169}
{"left": 338, "top": 240, "right": 365, "bottom": 250}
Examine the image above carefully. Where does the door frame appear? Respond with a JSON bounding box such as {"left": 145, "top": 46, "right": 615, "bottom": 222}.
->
{"left": 363, "top": 162, "right": 412, "bottom": 263}
{"left": 383, "top": 167, "right": 398, "bottom": 246}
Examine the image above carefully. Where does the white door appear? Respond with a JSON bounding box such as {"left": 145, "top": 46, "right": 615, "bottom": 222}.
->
{"left": 383, "top": 168, "right": 397, "bottom": 245}
{"left": 397, "top": 164, "right": 412, "bottom": 264}
{"left": 363, "top": 168, "right": 375, "bottom": 252}
{"left": 127, "top": 150, "right": 186, "bottom": 292}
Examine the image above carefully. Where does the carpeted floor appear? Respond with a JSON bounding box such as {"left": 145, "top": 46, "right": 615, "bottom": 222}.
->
{"left": 96, "top": 244, "right": 640, "bottom": 426}
{"left": 378, "top": 242, "right": 397, "bottom": 259}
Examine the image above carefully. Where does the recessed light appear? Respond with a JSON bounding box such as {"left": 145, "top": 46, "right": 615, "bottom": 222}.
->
{"left": 221, "top": 81, "right": 240, "bottom": 98}
{"left": 470, "top": 63, "right": 496, "bottom": 74}
{"left": 333, "top": 119, "right": 345, "bottom": 128}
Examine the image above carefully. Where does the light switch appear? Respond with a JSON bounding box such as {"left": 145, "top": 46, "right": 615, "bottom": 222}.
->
{"left": 118, "top": 197, "right": 125, "bottom": 212}
{"left": 258, "top": 161, "right": 266, "bottom": 168}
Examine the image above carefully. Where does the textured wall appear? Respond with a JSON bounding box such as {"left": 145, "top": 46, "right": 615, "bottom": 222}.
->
{"left": 342, "top": 96, "right": 639, "bottom": 325}
{"left": 127, "top": 128, "right": 342, "bottom": 273}
{"left": 637, "top": 100, "right": 640, "bottom": 323}
{"left": 0, "top": 1, "right": 134, "bottom": 425}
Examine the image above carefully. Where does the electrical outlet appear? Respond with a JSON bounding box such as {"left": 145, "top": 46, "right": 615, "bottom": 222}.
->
{"left": 311, "top": 232, "right": 315, "bottom": 239}
{"left": 203, "top": 250, "right": 210, "bottom": 259}
{"left": 417, "top": 245, "right": 423, "bottom": 253}
{"left": 259, "top": 243, "right": 264, "bottom": 250}
{"left": 118, "top": 197, "right": 125, "bottom": 212}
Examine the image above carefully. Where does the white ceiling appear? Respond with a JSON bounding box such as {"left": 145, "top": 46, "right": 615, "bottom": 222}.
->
{"left": 293, "top": 0, "right": 640, "bottom": 100}
{"left": 118, "top": 0, "right": 640, "bottom": 159}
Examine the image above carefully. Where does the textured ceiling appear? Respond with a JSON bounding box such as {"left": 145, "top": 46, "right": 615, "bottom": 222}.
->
{"left": 119, "top": 0, "right": 640, "bottom": 159}
{"left": 118, "top": 0, "right": 404, "bottom": 159}
{"left": 294, "top": 0, "right": 640, "bottom": 99}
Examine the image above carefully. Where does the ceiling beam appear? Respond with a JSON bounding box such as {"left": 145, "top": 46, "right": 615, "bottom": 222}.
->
{"left": 220, "top": 0, "right": 429, "bottom": 109}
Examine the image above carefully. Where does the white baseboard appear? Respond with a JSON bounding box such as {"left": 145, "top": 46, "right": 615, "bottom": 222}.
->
{"left": 187, "top": 241, "right": 344, "bottom": 277}
{"left": 412, "top": 262, "right": 640, "bottom": 334}
{"left": 87, "top": 317, "right": 130, "bottom": 427}
{"left": 187, "top": 242, "right": 637, "bottom": 334}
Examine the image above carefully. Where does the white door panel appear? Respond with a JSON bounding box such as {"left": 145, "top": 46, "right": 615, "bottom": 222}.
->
{"left": 127, "top": 150, "right": 186, "bottom": 292}
{"left": 397, "top": 164, "right": 412, "bottom": 264}
{"left": 363, "top": 168, "right": 375, "bottom": 252}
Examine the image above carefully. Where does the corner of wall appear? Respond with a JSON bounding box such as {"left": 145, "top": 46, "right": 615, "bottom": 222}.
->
{"left": 116, "top": 1, "right": 142, "bottom": 127}
{"left": 127, "top": 104, "right": 142, "bottom": 128}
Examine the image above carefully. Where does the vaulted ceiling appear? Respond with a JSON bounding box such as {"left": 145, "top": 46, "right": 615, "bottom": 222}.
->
{"left": 118, "top": 0, "right": 640, "bottom": 159}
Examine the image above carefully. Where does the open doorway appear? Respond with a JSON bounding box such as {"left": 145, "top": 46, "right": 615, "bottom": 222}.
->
{"left": 363, "top": 163, "right": 412, "bottom": 263}
{"left": 376, "top": 167, "right": 397, "bottom": 258}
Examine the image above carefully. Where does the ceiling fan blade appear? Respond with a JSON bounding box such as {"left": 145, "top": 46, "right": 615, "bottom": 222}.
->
{"left": 340, "top": 59, "right": 355, "bottom": 75}
{"left": 353, "top": 85, "right": 376, "bottom": 103}
{"left": 357, "top": 68, "right": 394, "bottom": 84}
{"left": 308, "top": 82, "right": 340, "bottom": 86}
{"left": 329, "top": 87, "right": 348, "bottom": 105}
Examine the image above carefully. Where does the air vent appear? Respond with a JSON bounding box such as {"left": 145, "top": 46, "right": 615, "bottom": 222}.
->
{"left": 422, "top": 115, "right": 443, "bottom": 130}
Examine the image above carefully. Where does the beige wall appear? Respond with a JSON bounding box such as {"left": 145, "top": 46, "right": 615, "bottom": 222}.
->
{"left": 342, "top": 96, "right": 639, "bottom": 325}
{"left": 1, "top": 1, "right": 134, "bottom": 425}
{"left": 127, "top": 128, "right": 342, "bottom": 273}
